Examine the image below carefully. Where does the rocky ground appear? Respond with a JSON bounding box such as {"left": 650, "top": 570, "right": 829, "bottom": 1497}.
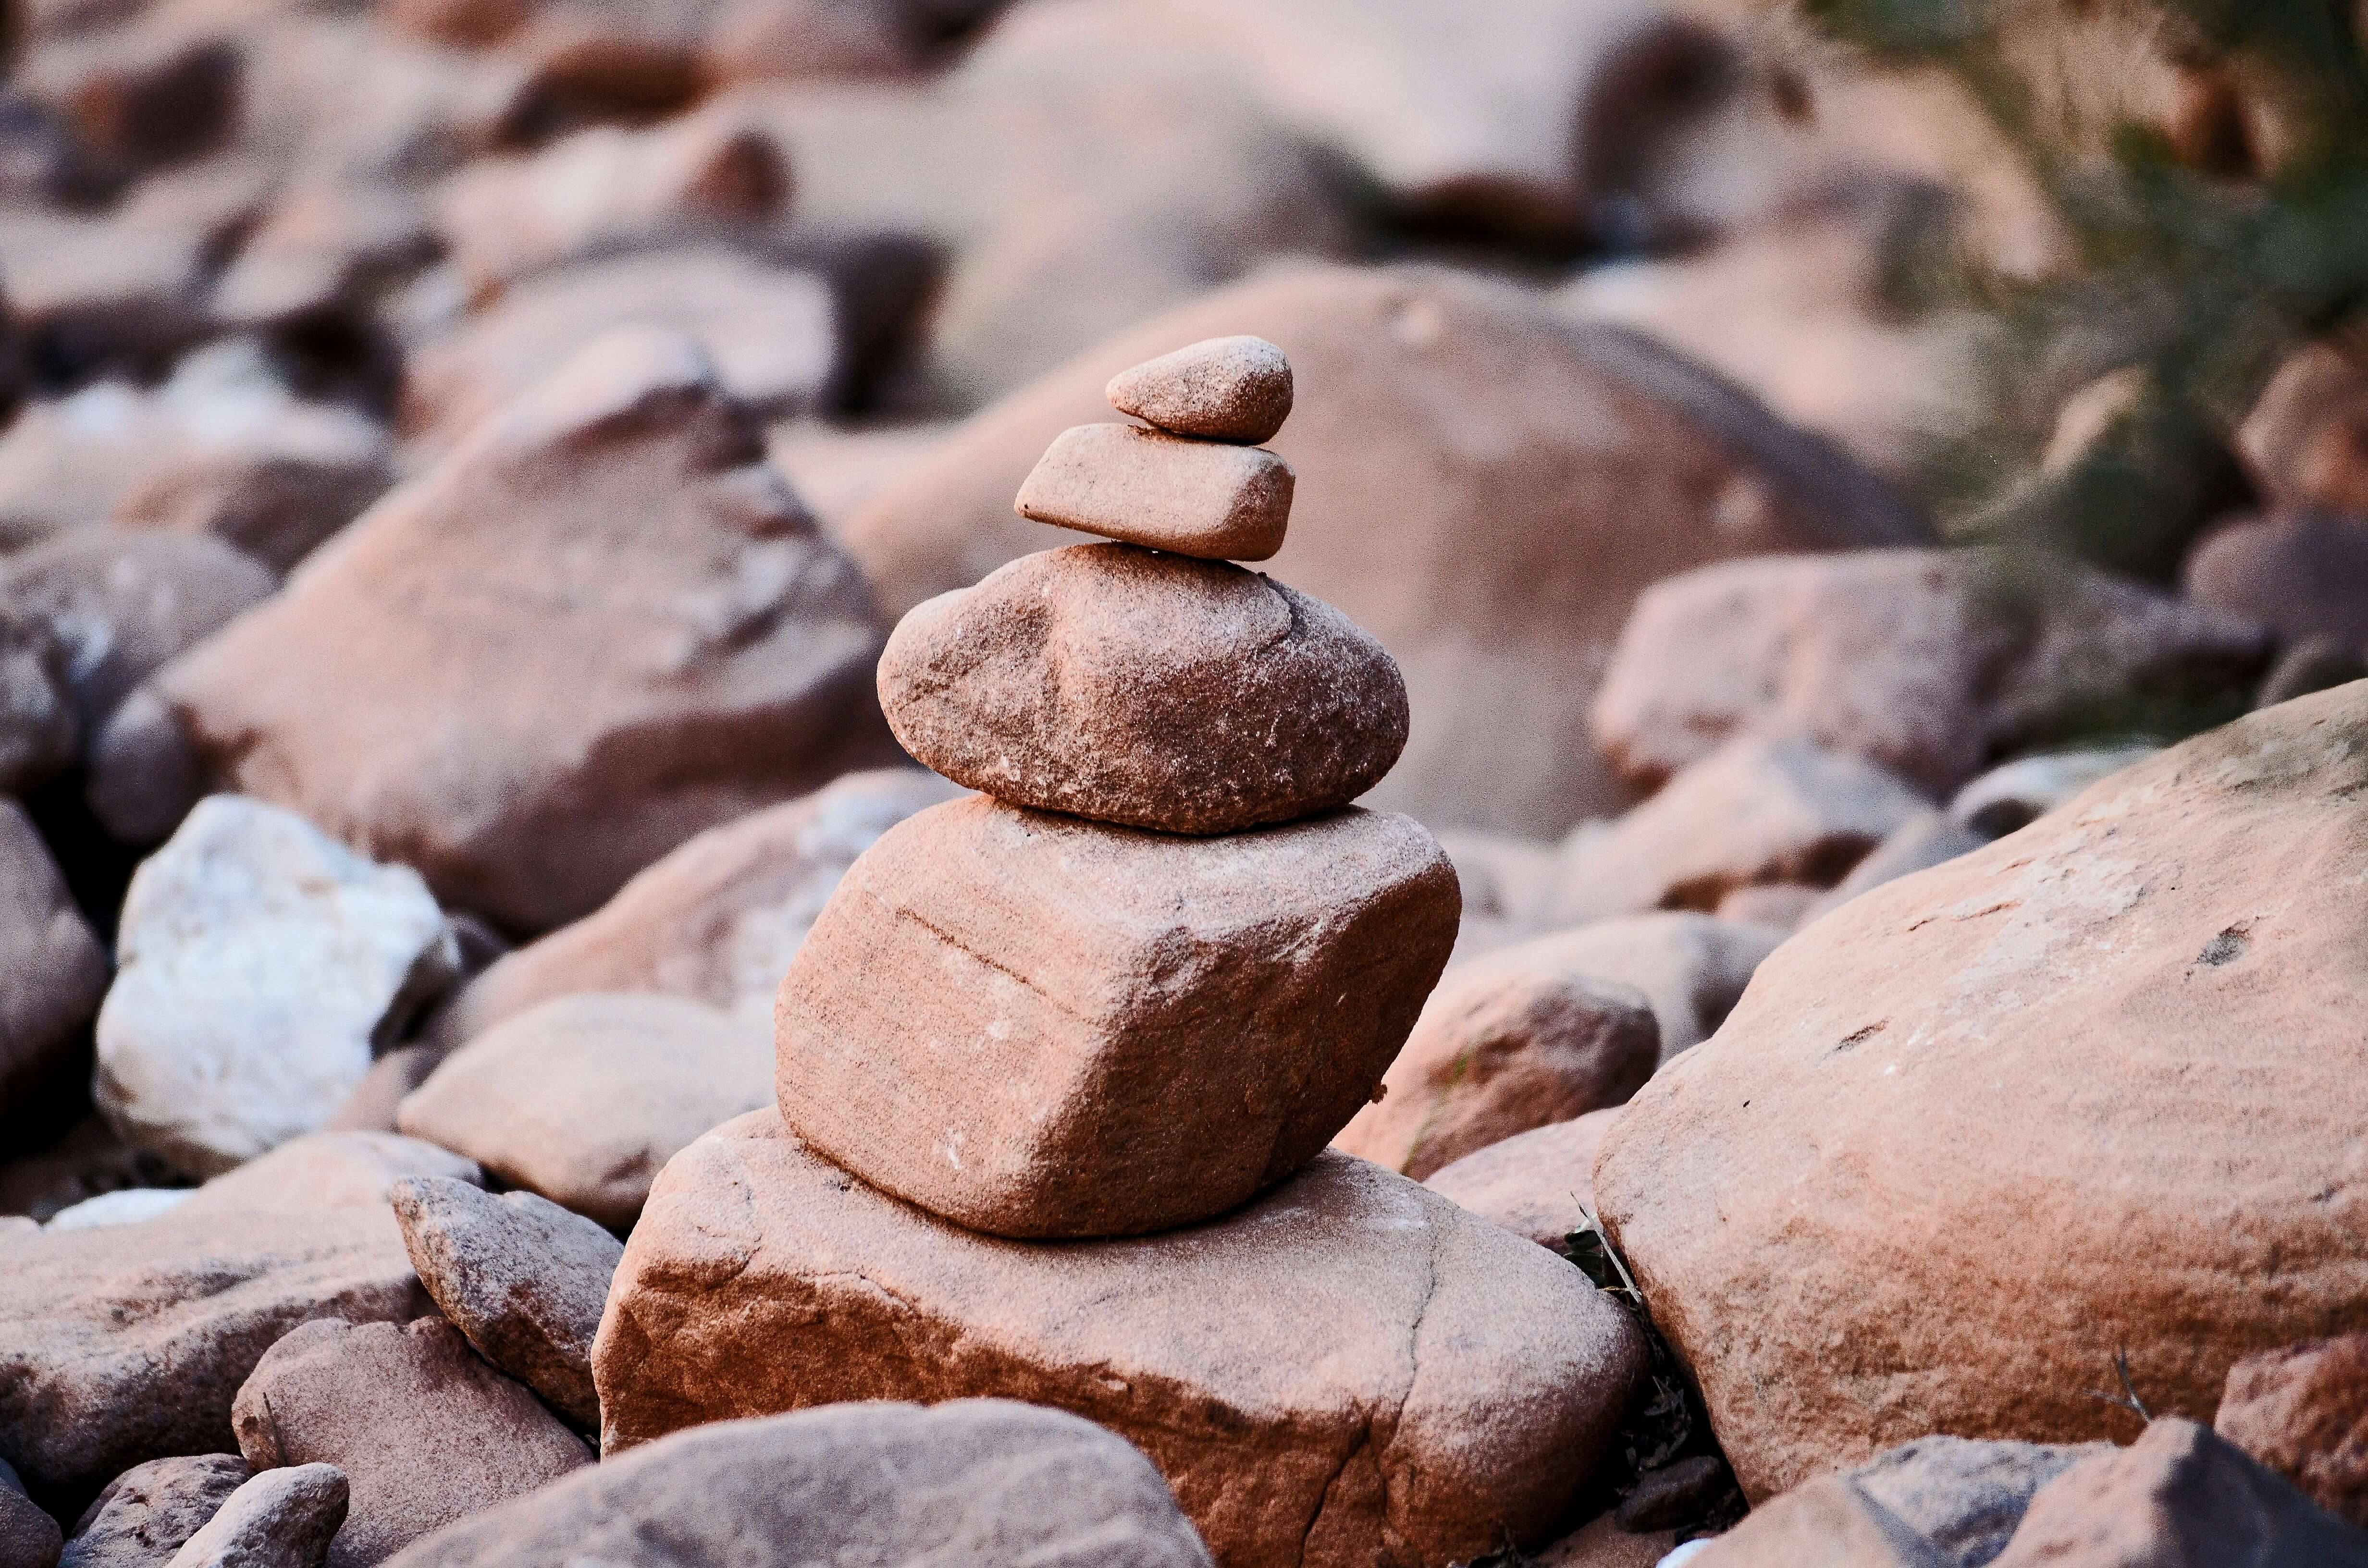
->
{"left": 0, "top": 0, "right": 2367, "bottom": 1565}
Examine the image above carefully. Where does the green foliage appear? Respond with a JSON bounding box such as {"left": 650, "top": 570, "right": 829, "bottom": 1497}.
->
{"left": 1808, "top": 0, "right": 2368, "bottom": 575}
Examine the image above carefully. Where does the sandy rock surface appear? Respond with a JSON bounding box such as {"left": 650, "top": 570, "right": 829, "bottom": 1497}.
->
{"left": 1599, "top": 682, "right": 2368, "bottom": 1498}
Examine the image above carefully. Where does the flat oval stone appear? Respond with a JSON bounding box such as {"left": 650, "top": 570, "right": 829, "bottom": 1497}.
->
{"left": 878, "top": 543, "right": 1407, "bottom": 834}
{"left": 1013, "top": 423, "right": 1292, "bottom": 561}
{"left": 1104, "top": 334, "right": 1293, "bottom": 443}
{"left": 774, "top": 794, "right": 1459, "bottom": 1238}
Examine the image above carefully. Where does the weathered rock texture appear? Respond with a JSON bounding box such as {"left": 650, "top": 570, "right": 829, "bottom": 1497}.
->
{"left": 775, "top": 796, "right": 1459, "bottom": 1237}
{"left": 424, "top": 769, "right": 961, "bottom": 1045}
{"left": 390, "top": 1177, "right": 623, "bottom": 1429}
{"left": 1106, "top": 334, "right": 1292, "bottom": 443}
{"left": 1013, "top": 425, "right": 1294, "bottom": 562}
{"left": 594, "top": 1112, "right": 1642, "bottom": 1568}
{"left": 399, "top": 992, "right": 773, "bottom": 1229}
{"left": 878, "top": 545, "right": 1405, "bottom": 834}
{"left": 164, "top": 1465, "right": 347, "bottom": 1568}
{"left": 1593, "top": 547, "right": 2269, "bottom": 796}
{"left": 1688, "top": 1434, "right": 2106, "bottom": 1568}
{"left": 1334, "top": 946, "right": 1657, "bottom": 1180}
{"left": 378, "top": 1401, "right": 1213, "bottom": 1568}
{"left": 95, "top": 795, "right": 458, "bottom": 1177}
{"left": 2217, "top": 1333, "right": 2368, "bottom": 1527}
{"left": 61, "top": 1454, "right": 252, "bottom": 1568}
{"left": 1597, "top": 682, "right": 2368, "bottom": 1499}
{"left": 842, "top": 264, "right": 1928, "bottom": 839}
{"left": 231, "top": 1318, "right": 591, "bottom": 1568}
{"left": 146, "top": 328, "right": 891, "bottom": 933}
{"left": 0, "top": 1208, "right": 428, "bottom": 1499}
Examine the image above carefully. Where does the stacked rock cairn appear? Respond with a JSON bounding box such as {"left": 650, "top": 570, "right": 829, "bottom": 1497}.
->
{"left": 782, "top": 333, "right": 1455, "bottom": 1237}
{"left": 597, "top": 337, "right": 1646, "bottom": 1568}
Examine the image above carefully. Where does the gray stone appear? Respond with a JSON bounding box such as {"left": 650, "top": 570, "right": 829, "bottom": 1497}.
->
{"left": 379, "top": 1401, "right": 1211, "bottom": 1568}
{"left": 62, "top": 1455, "right": 250, "bottom": 1568}
{"left": 390, "top": 1177, "right": 622, "bottom": 1429}
{"left": 163, "top": 1465, "right": 346, "bottom": 1568}
{"left": 0, "top": 1455, "right": 60, "bottom": 1568}
{"left": 1947, "top": 747, "right": 2159, "bottom": 839}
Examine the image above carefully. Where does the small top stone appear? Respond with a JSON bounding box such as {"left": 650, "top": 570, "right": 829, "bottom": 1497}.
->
{"left": 1105, "top": 335, "right": 1293, "bottom": 443}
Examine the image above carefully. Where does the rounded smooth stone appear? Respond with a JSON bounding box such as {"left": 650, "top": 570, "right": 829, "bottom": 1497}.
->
{"left": 1104, "top": 334, "right": 1294, "bottom": 443}
{"left": 878, "top": 543, "right": 1407, "bottom": 834}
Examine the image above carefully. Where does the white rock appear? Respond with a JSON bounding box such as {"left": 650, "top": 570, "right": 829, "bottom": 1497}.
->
{"left": 44, "top": 1187, "right": 192, "bottom": 1230}
{"left": 96, "top": 796, "right": 459, "bottom": 1176}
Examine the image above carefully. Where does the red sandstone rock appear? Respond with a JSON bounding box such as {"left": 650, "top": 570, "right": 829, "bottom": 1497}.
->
{"left": 1106, "top": 334, "right": 1292, "bottom": 442}
{"left": 1597, "top": 682, "right": 2368, "bottom": 1499}
{"left": 777, "top": 795, "right": 1457, "bottom": 1237}
{"left": 1013, "top": 424, "right": 1293, "bottom": 561}
{"left": 1422, "top": 1107, "right": 1622, "bottom": 1249}
{"left": 841, "top": 264, "right": 1927, "bottom": 837}
{"left": 2218, "top": 1334, "right": 2368, "bottom": 1527}
{"left": 148, "top": 328, "right": 892, "bottom": 932}
{"left": 594, "top": 1111, "right": 1644, "bottom": 1568}
{"left": 878, "top": 544, "right": 1405, "bottom": 834}
{"left": 1593, "top": 547, "right": 2269, "bottom": 797}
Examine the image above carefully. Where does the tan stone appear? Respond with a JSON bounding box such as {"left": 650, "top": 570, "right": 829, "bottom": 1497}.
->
{"left": 2237, "top": 342, "right": 2368, "bottom": 515}
{"left": 377, "top": 1400, "right": 1211, "bottom": 1568}
{"left": 149, "top": 328, "right": 892, "bottom": 932}
{"left": 1334, "top": 938, "right": 1657, "bottom": 1180}
{"left": 1014, "top": 424, "right": 1293, "bottom": 561}
{"left": 1596, "top": 684, "right": 2368, "bottom": 1499}
{"left": 175, "top": 1132, "right": 483, "bottom": 1223}
{"left": 777, "top": 795, "right": 1457, "bottom": 1237}
{"left": 0, "top": 1207, "right": 429, "bottom": 1498}
{"left": 1106, "top": 334, "right": 1292, "bottom": 443}
{"left": 842, "top": 264, "right": 1928, "bottom": 838}
{"left": 1422, "top": 1107, "right": 1621, "bottom": 1249}
{"left": 2218, "top": 1334, "right": 2368, "bottom": 1527}
{"left": 164, "top": 1463, "right": 349, "bottom": 1568}
{"left": 879, "top": 544, "right": 1406, "bottom": 834}
{"left": 425, "top": 769, "right": 960, "bottom": 1048}
{"left": 399, "top": 993, "right": 773, "bottom": 1229}
{"left": 231, "top": 1317, "right": 591, "bottom": 1568}
{"left": 593, "top": 1111, "right": 1645, "bottom": 1568}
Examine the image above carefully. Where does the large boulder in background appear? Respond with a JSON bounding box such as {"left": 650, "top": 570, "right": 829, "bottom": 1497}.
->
{"left": 1596, "top": 684, "right": 2368, "bottom": 1499}
{"left": 843, "top": 264, "right": 1926, "bottom": 836}
{"left": 1593, "top": 547, "right": 2270, "bottom": 797}
{"left": 143, "top": 328, "right": 894, "bottom": 932}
